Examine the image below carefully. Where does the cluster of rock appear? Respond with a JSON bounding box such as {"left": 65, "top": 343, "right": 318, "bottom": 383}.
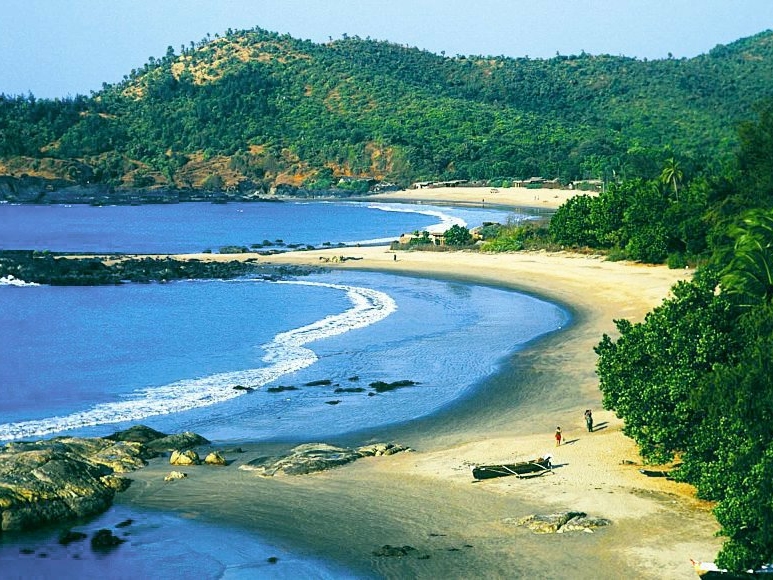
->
{"left": 239, "top": 442, "right": 411, "bottom": 476}
{"left": 506, "top": 512, "right": 611, "bottom": 534}
{"left": 169, "top": 449, "right": 227, "bottom": 466}
{"left": 0, "top": 425, "right": 208, "bottom": 533}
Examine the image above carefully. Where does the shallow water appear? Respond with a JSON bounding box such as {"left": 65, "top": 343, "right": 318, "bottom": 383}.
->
{"left": 0, "top": 504, "right": 360, "bottom": 580}
{"left": 0, "top": 271, "right": 567, "bottom": 443}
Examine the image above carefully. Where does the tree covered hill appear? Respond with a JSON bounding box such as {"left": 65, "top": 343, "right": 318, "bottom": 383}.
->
{"left": 1, "top": 27, "right": 773, "bottom": 198}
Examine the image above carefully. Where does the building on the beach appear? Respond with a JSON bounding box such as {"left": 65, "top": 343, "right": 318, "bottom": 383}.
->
{"left": 514, "top": 177, "right": 563, "bottom": 189}
{"left": 411, "top": 179, "right": 469, "bottom": 189}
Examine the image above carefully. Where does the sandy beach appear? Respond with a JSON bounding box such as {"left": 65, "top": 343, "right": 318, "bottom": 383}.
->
{"left": 120, "top": 190, "right": 720, "bottom": 579}
{"left": 363, "top": 185, "right": 593, "bottom": 210}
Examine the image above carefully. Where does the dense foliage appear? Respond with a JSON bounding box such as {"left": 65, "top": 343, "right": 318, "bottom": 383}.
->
{"left": 2, "top": 28, "right": 773, "bottom": 194}
{"left": 595, "top": 105, "right": 773, "bottom": 571}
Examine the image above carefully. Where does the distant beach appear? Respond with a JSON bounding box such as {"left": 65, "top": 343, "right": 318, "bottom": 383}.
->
{"left": 119, "top": 188, "right": 720, "bottom": 579}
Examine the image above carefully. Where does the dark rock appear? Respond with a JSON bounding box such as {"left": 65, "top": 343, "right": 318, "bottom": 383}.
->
{"left": 373, "top": 544, "right": 417, "bottom": 557}
{"left": 90, "top": 528, "right": 125, "bottom": 552}
{"left": 58, "top": 530, "right": 87, "bottom": 545}
{"left": 304, "top": 379, "right": 332, "bottom": 387}
{"left": 115, "top": 519, "right": 133, "bottom": 528}
{"left": 333, "top": 387, "right": 365, "bottom": 393}
{"left": 267, "top": 556, "right": 279, "bottom": 564}
{"left": 147, "top": 432, "right": 209, "bottom": 452}
{"left": 106, "top": 425, "right": 168, "bottom": 444}
{"left": 266, "top": 385, "right": 298, "bottom": 393}
{"left": 232, "top": 385, "right": 254, "bottom": 392}
{"left": 325, "top": 400, "right": 341, "bottom": 405}
{"left": 369, "top": 380, "right": 418, "bottom": 393}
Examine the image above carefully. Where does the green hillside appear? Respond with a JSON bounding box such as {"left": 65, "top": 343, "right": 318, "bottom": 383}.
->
{"left": 1, "top": 27, "right": 773, "bottom": 197}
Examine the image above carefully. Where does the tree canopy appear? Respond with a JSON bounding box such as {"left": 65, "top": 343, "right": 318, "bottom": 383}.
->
{"left": 3, "top": 28, "right": 773, "bottom": 193}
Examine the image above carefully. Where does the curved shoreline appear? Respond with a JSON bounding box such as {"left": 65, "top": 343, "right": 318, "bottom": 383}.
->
{"left": 120, "top": 243, "right": 723, "bottom": 579}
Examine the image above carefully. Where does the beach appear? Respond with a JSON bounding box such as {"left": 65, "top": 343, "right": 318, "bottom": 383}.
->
{"left": 362, "top": 185, "right": 593, "bottom": 210}
{"left": 119, "top": 189, "right": 720, "bottom": 579}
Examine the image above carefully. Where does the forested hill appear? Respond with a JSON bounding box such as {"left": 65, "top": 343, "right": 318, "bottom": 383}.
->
{"left": 2, "top": 27, "right": 773, "bottom": 198}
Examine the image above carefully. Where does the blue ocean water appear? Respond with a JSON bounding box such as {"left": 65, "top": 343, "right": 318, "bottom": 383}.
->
{"left": 0, "top": 200, "right": 567, "bottom": 578}
{"left": 0, "top": 200, "right": 513, "bottom": 253}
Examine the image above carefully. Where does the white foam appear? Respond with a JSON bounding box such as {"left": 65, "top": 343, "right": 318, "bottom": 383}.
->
{"left": 0, "top": 275, "right": 39, "bottom": 287}
{"left": 366, "top": 203, "right": 466, "bottom": 234}
{"left": 0, "top": 280, "right": 397, "bottom": 441}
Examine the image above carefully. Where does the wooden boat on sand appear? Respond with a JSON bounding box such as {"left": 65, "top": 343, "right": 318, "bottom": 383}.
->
{"left": 472, "top": 455, "right": 552, "bottom": 480}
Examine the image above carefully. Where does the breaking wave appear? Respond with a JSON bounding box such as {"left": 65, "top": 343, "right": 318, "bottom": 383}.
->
{"left": 0, "top": 280, "right": 397, "bottom": 441}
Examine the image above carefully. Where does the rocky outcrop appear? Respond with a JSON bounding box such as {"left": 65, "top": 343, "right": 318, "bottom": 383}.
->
{"left": 147, "top": 432, "right": 210, "bottom": 452}
{"left": 106, "top": 425, "right": 210, "bottom": 452}
{"left": 0, "top": 427, "right": 208, "bottom": 534}
{"left": 239, "top": 442, "right": 411, "bottom": 476}
{"left": 0, "top": 446, "right": 117, "bottom": 533}
{"left": 507, "top": 512, "right": 611, "bottom": 534}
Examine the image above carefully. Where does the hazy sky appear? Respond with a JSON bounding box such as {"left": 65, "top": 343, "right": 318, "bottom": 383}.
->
{"left": 3, "top": 1, "right": 773, "bottom": 98}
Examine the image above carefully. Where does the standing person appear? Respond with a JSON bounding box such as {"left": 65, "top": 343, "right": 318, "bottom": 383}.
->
{"left": 554, "top": 426, "right": 562, "bottom": 446}
{"left": 585, "top": 409, "right": 594, "bottom": 433}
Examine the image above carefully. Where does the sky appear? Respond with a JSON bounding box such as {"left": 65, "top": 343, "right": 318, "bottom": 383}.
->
{"left": 2, "top": 1, "right": 773, "bottom": 99}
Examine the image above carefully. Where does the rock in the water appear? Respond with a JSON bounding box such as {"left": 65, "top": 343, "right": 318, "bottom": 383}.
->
{"left": 372, "top": 544, "right": 417, "bottom": 557}
{"left": 58, "top": 530, "right": 87, "bottom": 545}
{"left": 148, "top": 432, "right": 209, "bottom": 452}
{"left": 164, "top": 471, "right": 188, "bottom": 482}
{"left": 203, "top": 451, "right": 227, "bottom": 466}
{"left": 90, "top": 528, "right": 125, "bottom": 552}
{"left": 169, "top": 450, "right": 200, "bottom": 466}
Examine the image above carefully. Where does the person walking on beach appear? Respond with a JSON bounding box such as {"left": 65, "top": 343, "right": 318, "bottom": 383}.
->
{"left": 585, "top": 409, "right": 593, "bottom": 433}
{"left": 555, "top": 426, "right": 562, "bottom": 446}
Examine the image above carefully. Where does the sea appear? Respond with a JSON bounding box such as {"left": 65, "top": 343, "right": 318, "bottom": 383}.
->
{"left": 0, "top": 199, "right": 569, "bottom": 578}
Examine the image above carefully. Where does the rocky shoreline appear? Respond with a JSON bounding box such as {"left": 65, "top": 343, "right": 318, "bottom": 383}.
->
{"left": 0, "top": 425, "right": 410, "bottom": 536}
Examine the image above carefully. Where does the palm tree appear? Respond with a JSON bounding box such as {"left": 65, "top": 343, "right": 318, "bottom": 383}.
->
{"left": 660, "top": 157, "right": 683, "bottom": 201}
{"left": 720, "top": 209, "right": 773, "bottom": 305}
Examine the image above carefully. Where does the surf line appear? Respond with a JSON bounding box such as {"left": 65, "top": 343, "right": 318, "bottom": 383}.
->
{"left": 0, "top": 280, "right": 397, "bottom": 441}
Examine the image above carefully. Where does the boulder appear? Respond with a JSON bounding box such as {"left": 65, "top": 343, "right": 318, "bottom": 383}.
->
{"left": 90, "top": 528, "right": 125, "bottom": 552}
{"left": 561, "top": 514, "right": 611, "bottom": 533}
{"left": 147, "top": 432, "right": 209, "bottom": 452}
{"left": 164, "top": 471, "right": 188, "bottom": 482}
{"left": 203, "top": 451, "right": 227, "bottom": 466}
{"left": 170, "top": 450, "right": 200, "bottom": 466}
{"left": 508, "top": 512, "right": 611, "bottom": 534}
{"left": 106, "top": 425, "right": 168, "bottom": 444}
{"left": 239, "top": 442, "right": 410, "bottom": 476}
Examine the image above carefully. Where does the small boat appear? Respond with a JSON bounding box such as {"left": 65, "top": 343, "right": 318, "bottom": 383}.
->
{"left": 472, "top": 455, "right": 552, "bottom": 480}
{"left": 692, "top": 559, "right": 773, "bottom": 578}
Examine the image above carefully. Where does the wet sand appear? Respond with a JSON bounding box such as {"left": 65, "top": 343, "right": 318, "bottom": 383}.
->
{"left": 120, "top": 192, "right": 721, "bottom": 578}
